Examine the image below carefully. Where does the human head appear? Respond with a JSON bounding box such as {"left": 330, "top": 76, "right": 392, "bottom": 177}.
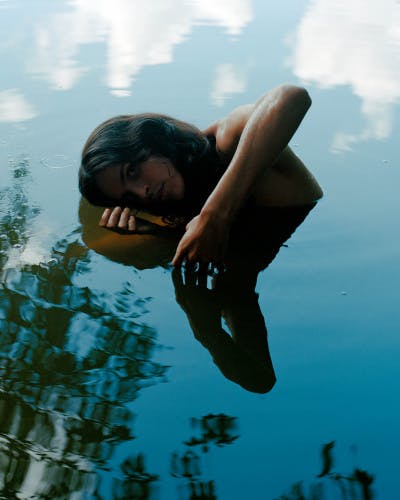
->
{"left": 79, "top": 113, "right": 211, "bottom": 210}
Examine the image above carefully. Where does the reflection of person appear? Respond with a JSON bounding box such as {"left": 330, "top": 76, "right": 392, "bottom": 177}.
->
{"left": 172, "top": 203, "right": 315, "bottom": 393}
{"left": 78, "top": 197, "right": 177, "bottom": 269}
{"left": 79, "top": 179, "right": 316, "bottom": 392}
{"left": 173, "top": 266, "right": 276, "bottom": 394}
{"left": 79, "top": 85, "right": 323, "bottom": 269}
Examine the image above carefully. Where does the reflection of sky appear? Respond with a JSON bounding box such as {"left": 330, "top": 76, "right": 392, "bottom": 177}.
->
{"left": 289, "top": 0, "right": 400, "bottom": 151}
{"left": 211, "top": 63, "right": 248, "bottom": 106}
{"left": 29, "top": 0, "right": 252, "bottom": 97}
{"left": 0, "top": 89, "right": 36, "bottom": 122}
{"left": 0, "top": 2, "right": 399, "bottom": 498}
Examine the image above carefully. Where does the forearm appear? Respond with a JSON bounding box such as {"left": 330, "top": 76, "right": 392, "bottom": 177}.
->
{"left": 201, "top": 85, "right": 312, "bottom": 223}
{"left": 171, "top": 85, "right": 312, "bottom": 266}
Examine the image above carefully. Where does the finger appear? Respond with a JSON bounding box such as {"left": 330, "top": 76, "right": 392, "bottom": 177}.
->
{"left": 198, "top": 261, "right": 209, "bottom": 276}
{"left": 208, "top": 263, "right": 225, "bottom": 289}
{"left": 99, "top": 208, "right": 111, "bottom": 227}
{"left": 106, "top": 206, "right": 123, "bottom": 227}
{"left": 172, "top": 268, "right": 186, "bottom": 306}
{"left": 118, "top": 207, "right": 131, "bottom": 229}
{"left": 210, "top": 274, "right": 219, "bottom": 290}
{"left": 184, "top": 259, "right": 197, "bottom": 272}
{"left": 172, "top": 245, "right": 185, "bottom": 267}
{"left": 171, "top": 267, "right": 183, "bottom": 290}
{"left": 196, "top": 264, "right": 208, "bottom": 288}
{"left": 204, "top": 262, "right": 215, "bottom": 276}
{"left": 215, "top": 262, "right": 226, "bottom": 275}
{"left": 128, "top": 215, "right": 136, "bottom": 232}
{"left": 184, "top": 264, "right": 197, "bottom": 286}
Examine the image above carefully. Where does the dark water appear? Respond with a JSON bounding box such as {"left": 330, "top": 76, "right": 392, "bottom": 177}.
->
{"left": 0, "top": 0, "right": 399, "bottom": 498}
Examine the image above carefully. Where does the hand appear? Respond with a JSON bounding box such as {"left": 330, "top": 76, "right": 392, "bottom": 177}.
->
{"left": 99, "top": 207, "right": 159, "bottom": 235}
{"left": 172, "top": 268, "right": 222, "bottom": 334}
{"left": 172, "top": 212, "right": 229, "bottom": 268}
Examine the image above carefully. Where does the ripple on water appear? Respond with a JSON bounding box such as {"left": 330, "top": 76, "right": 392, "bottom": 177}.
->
{"left": 40, "top": 155, "right": 74, "bottom": 169}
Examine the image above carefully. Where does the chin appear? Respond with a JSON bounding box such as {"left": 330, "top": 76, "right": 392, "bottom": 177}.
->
{"left": 147, "top": 199, "right": 183, "bottom": 216}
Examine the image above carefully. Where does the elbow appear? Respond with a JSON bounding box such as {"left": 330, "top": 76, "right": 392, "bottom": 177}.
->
{"left": 299, "top": 86, "right": 312, "bottom": 110}
{"left": 247, "top": 378, "right": 276, "bottom": 395}
{"left": 279, "top": 84, "right": 312, "bottom": 112}
{"left": 242, "top": 372, "right": 277, "bottom": 394}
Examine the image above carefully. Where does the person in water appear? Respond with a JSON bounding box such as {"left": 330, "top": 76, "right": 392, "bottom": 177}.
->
{"left": 79, "top": 84, "right": 323, "bottom": 269}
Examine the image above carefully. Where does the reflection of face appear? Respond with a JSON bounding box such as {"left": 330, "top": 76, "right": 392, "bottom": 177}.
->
{"left": 95, "top": 156, "right": 185, "bottom": 207}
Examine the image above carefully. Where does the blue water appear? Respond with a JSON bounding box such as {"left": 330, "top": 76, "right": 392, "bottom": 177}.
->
{"left": 0, "top": 1, "right": 399, "bottom": 498}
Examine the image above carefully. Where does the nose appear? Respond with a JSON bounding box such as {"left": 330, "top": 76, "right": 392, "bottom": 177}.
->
{"left": 130, "top": 180, "right": 150, "bottom": 201}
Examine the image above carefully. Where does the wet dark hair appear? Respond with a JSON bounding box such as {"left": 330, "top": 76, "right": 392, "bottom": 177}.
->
{"left": 79, "top": 114, "right": 221, "bottom": 214}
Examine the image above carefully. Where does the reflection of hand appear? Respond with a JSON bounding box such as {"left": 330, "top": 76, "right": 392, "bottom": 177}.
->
{"left": 172, "top": 213, "right": 229, "bottom": 268}
{"left": 172, "top": 268, "right": 222, "bottom": 335}
{"left": 99, "top": 207, "right": 159, "bottom": 235}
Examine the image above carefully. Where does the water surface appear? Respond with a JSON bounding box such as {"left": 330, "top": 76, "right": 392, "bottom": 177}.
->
{"left": 0, "top": 0, "right": 399, "bottom": 498}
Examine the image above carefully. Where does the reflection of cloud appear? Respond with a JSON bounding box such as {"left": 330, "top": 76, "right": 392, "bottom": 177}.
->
{"left": 211, "top": 63, "right": 247, "bottom": 107}
{"left": 192, "top": 0, "right": 252, "bottom": 35}
{"left": 0, "top": 89, "right": 36, "bottom": 122}
{"left": 331, "top": 101, "right": 393, "bottom": 152}
{"left": 289, "top": 0, "right": 400, "bottom": 151}
{"left": 30, "top": 0, "right": 252, "bottom": 96}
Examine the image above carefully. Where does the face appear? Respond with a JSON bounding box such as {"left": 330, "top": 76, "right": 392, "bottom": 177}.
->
{"left": 95, "top": 156, "right": 185, "bottom": 207}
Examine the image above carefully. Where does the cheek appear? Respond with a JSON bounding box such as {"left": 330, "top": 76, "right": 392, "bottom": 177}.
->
{"left": 95, "top": 169, "right": 120, "bottom": 200}
{"left": 175, "top": 173, "right": 185, "bottom": 198}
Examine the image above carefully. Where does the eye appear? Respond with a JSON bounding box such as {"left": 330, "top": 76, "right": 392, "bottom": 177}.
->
{"left": 127, "top": 163, "right": 138, "bottom": 178}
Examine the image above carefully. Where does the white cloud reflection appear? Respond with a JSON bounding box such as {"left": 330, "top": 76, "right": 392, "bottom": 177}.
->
{"left": 30, "top": 0, "right": 252, "bottom": 96}
{"left": 211, "top": 63, "right": 247, "bottom": 107}
{"left": 0, "top": 89, "right": 36, "bottom": 122}
{"left": 289, "top": 0, "right": 400, "bottom": 151}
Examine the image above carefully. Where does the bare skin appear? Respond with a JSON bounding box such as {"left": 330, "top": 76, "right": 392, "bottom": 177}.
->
{"left": 97, "top": 84, "right": 323, "bottom": 267}
{"left": 95, "top": 156, "right": 185, "bottom": 207}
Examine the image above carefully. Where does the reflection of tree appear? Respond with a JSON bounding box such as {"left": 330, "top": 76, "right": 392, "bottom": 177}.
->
{"left": 0, "top": 162, "right": 166, "bottom": 498}
{"left": 0, "top": 158, "right": 40, "bottom": 270}
{"left": 171, "top": 414, "right": 238, "bottom": 499}
{"left": 185, "top": 414, "right": 239, "bottom": 451}
{"left": 277, "top": 441, "right": 374, "bottom": 500}
{"left": 112, "top": 453, "right": 159, "bottom": 499}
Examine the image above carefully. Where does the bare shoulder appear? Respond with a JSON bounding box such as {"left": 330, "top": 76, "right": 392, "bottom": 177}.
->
{"left": 203, "top": 104, "right": 254, "bottom": 158}
{"left": 202, "top": 85, "right": 311, "bottom": 159}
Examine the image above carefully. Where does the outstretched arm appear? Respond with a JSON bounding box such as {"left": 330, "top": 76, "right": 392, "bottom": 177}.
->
{"left": 172, "top": 84, "right": 312, "bottom": 267}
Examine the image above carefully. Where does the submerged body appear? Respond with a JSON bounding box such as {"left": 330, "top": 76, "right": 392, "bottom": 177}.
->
{"left": 79, "top": 84, "right": 323, "bottom": 267}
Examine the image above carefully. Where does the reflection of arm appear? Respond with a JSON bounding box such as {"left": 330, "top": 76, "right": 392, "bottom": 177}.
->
{"left": 215, "top": 290, "right": 276, "bottom": 394}
{"left": 173, "top": 270, "right": 275, "bottom": 394}
{"left": 222, "top": 291, "right": 271, "bottom": 363}
{"left": 196, "top": 323, "right": 276, "bottom": 395}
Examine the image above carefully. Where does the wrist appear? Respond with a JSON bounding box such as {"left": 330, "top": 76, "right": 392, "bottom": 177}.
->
{"left": 200, "top": 201, "right": 235, "bottom": 227}
{"left": 200, "top": 207, "right": 231, "bottom": 233}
